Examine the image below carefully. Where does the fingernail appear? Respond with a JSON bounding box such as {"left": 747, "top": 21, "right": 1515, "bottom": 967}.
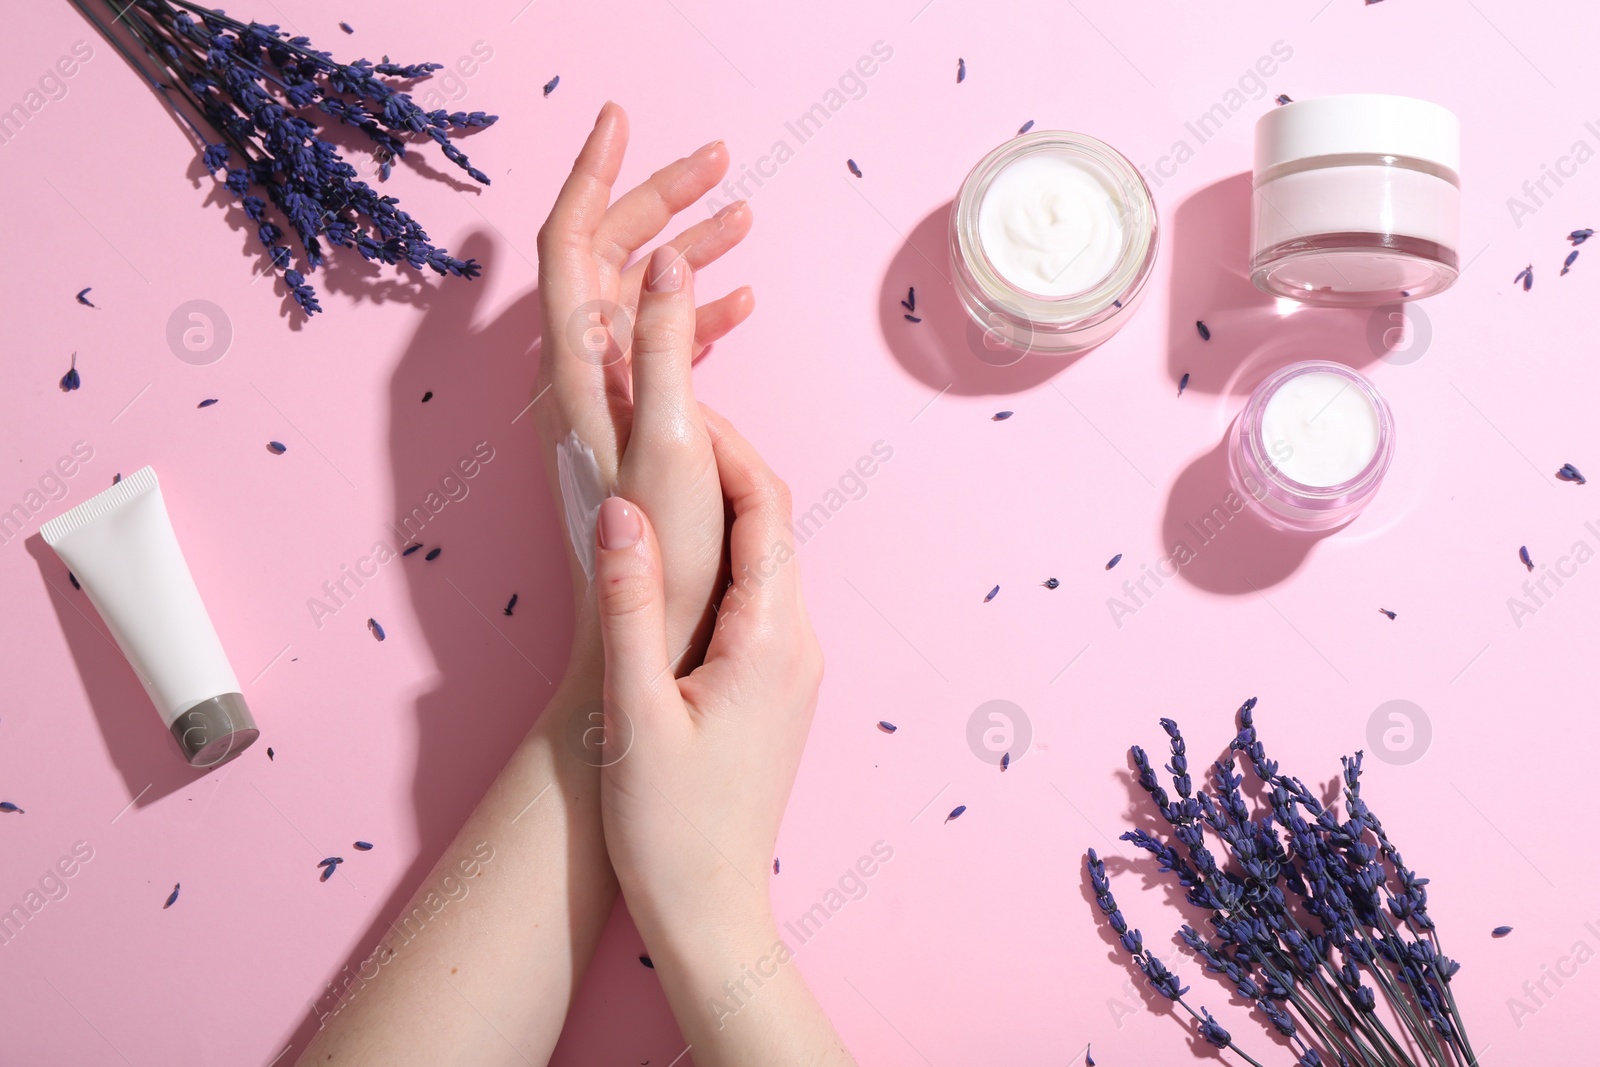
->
{"left": 645, "top": 246, "right": 684, "bottom": 292}
{"left": 598, "top": 497, "right": 642, "bottom": 550}
{"left": 713, "top": 199, "right": 746, "bottom": 220}
{"left": 697, "top": 139, "right": 725, "bottom": 155}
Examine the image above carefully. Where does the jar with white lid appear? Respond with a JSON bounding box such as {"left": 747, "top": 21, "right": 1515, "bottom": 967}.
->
{"left": 1251, "top": 95, "right": 1460, "bottom": 306}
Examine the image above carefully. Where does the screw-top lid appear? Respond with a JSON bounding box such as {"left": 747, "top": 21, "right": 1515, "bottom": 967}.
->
{"left": 1255, "top": 94, "right": 1460, "bottom": 176}
{"left": 170, "top": 692, "right": 258, "bottom": 768}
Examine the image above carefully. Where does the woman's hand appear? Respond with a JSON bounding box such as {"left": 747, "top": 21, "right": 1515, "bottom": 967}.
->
{"left": 594, "top": 409, "right": 820, "bottom": 936}
{"left": 588, "top": 408, "right": 853, "bottom": 1065}
{"left": 534, "top": 100, "right": 754, "bottom": 673}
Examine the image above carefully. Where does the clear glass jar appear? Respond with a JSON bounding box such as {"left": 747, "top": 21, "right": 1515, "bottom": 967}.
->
{"left": 1228, "top": 361, "right": 1396, "bottom": 532}
{"left": 1251, "top": 95, "right": 1460, "bottom": 306}
{"left": 949, "top": 131, "right": 1158, "bottom": 356}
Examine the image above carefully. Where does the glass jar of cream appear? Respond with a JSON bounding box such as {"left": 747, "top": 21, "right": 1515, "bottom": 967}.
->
{"left": 950, "top": 131, "right": 1158, "bottom": 355}
{"left": 1252, "top": 95, "right": 1460, "bottom": 306}
{"left": 1228, "top": 361, "right": 1395, "bottom": 532}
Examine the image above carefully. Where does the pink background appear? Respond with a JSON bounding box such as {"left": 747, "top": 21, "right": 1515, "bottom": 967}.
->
{"left": 2, "top": 0, "right": 1595, "bottom": 1062}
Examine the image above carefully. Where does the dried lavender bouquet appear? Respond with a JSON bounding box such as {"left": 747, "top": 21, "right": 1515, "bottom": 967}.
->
{"left": 1087, "top": 700, "right": 1477, "bottom": 1067}
{"left": 70, "top": 0, "right": 498, "bottom": 315}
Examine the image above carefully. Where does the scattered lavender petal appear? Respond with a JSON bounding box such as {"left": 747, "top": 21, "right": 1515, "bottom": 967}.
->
{"left": 985, "top": 584, "right": 1000, "bottom": 602}
{"left": 1086, "top": 1047, "right": 1095, "bottom": 1067}
{"left": 878, "top": 721, "right": 898, "bottom": 733}
{"left": 1514, "top": 264, "right": 1533, "bottom": 291}
{"left": 639, "top": 954, "right": 654, "bottom": 968}
{"left": 339, "top": 21, "right": 354, "bottom": 33}
{"left": 1570, "top": 228, "right": 1593, "bottom": 245}
{"left": 1001, "top": 752, "right": 1010, "bottom": 772}
{"left": 1112, "top": 299, "right": 1123, "bottom": 308}
{"left": 76, "top": 287, "right": 96, "bottom": 307}
{"left": 1563, "top": 250, "right": 1579, "bottom": 275}
{"left": 543, "top": 75, "right": 560, "bottom": 96}
{"left": 992, "top": 411, "right": 1014, "bottom": 421}
{"left": 354, "top": 841, "right": 373, "bottom": 850}
{"left": 1492, "top": 925, "right": 1513, "bottom": 937}
{"left": 1018, "top": 119, "right": 1034, "bottom": 135}
{"left": 847, "top": 158, "right": 862, "bottom": 177}
{"left": 422, "top": 390, "right": 433, "bottom": 402}
{"left": 945, "top": 804, "right": 967, "bottom": 823}
{"left": 425, "top": 547, "right": 442, "bottom": 561}
{"left": 402, "top": 543, "right": 424, "bottom": 556}
{"left": 113, "top": 473, "right": 121, "bottom": 484}
{"left": 318, "top": 857, "right": 343, "bottom": 868}
{"left": 774, "top": 857, "right": 780, "bottom": 874}
{"left": 1045, "top": 577, "right": 1059, "bottom": 589}
{"left": 198, "top": 398, "right": 219, "bottom": 408}
{"left": 0, "top": 802, "right": 23, "bottom": 813}
{"left": 1106, "top": 553, "right": 1122, "bottom": 570}
{"left": 1520, "top": 545, "right": 1534, "bottom": 571}
{"left": 164, "top": 883, "right": 180, "bottom": 908}
{"left": 1379, "top": 608, "right": 1397, "bottom": 620}
{"left": 957, "top": 57, "right": 966, "bottom": 83}
{"left": 268, "top": 441, "right": 287, "bottom": 454}
{"left": 59, "top": 353, "right": 80, "bottom": 392}
{"left": 267, "top": 747, "right": 274, "bottom": 761}
{"left": 368, "top": 617, "right": 386, "bottom": 641}
{"left": 1195, "top": 320, "right": 1210, "bottom": 341}
{"left": 1275, "top": 94, "right": 1292, "bottom": 105}
{"left": 900, "top": 285, "right": 916, "bottom": 311}
{"left": 1557, "top": 462, "right": 1587, "bottom": 484}
{"left": 904, "top": 313, "right": 922, "bottom": 322}
{"left": 320, "top": 864, "right": 336, "bottom": 882}
{"left": 68, "top": 571, "right": 80, "bottom": 590}
{"left": 504, "top": 593, "right": 518, "bottom": 616}
{"left": 1178, "top": 372, "right": 1190, "bottom": 396}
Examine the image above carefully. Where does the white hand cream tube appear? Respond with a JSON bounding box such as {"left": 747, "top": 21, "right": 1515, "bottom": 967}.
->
{"left": 41, "top": 466, "right": 258, "bottom": 767}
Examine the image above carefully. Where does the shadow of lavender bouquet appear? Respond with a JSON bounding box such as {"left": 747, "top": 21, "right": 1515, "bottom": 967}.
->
{"left": 1088, "top": 699, "right": 1478, "bottom": 1067}
{"left": 70, "top": 0, "right": 498, "bottom": 316}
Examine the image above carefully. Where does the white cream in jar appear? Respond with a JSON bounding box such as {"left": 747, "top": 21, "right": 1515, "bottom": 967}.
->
{"left": 976, "top": 152, "right": 1126, "bottom": 296}
{"left": 1260, "top": 370, "right": 1380, "bottom": 486}
{"left": 1228, "top": 361, "right": 1395, "bottom": 532}
{"left": 949, "top": 131, "right": 1157, "bottom": 356}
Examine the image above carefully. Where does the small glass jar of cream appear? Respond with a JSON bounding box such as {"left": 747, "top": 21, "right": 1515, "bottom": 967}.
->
{"left": 950, "top": 131, "right": 1158, "bottom": 354}
{"left": 1252, "top": 95, "right": 1460, "bottom": 306}
{"left": 1228, "top": 361, "right": 1395, "bottom": 532}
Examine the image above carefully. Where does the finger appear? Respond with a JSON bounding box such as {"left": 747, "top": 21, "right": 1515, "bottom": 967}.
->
{"left": 538, "top": 103, "right": 630, "bottom": 448}
{"left": 701, "top": 407, "right": 799, "bottom": 626}
{"left": 692, "top": 286, "right": 755, "bottom": 355}
{"left": 619, "top": 200, "right": 753, "bottom": 308}
{"left": 628, "top": 245, "right": 701, "bottom": 446}
{"left": 592, "top": 140, "right": 730, "bottom": 274}
{"left": 537, "top": 101, "right": 629, "bottom": 275}
{"left": 594, "top": 497, "right": 674, "bottom": 706}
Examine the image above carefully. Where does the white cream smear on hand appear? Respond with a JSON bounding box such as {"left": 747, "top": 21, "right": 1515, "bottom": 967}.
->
{"left": 556, "top": 430, "right": 608, "bottom": 582}
{"left": 1261, "top": 371, "right": 1380, "bottom": 486}
{"left": 976, "top": 152, "right": 1126, "bottom": 296}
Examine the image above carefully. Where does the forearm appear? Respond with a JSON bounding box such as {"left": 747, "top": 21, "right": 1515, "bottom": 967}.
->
{"left": 298, "top": 642, "right": 613, "bottom": 1066}
{"left": 635, "top": 899, "right": 857, "bottom": 1067}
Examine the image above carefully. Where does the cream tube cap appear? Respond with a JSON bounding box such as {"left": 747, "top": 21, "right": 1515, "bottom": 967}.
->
{"left": 1255, "top": 94, "right": 1460, "bottom": 176}
{"left": 170, "top": 693, "right": 258, "bottom": 767}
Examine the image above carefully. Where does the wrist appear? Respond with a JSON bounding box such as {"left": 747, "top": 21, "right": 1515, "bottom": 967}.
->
{"left": 560, "top": 597, "right": 604, "bottom": 695}
{"left": 633, "top": 893, "right": 782, "bottom": 988}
